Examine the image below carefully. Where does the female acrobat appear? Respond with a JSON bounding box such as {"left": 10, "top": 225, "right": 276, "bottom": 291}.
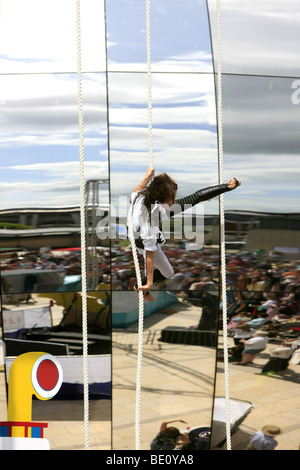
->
{"left": 129, "top": 168, "right": 241, "bottom": 301}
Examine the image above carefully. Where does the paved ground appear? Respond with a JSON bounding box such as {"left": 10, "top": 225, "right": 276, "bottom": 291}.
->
{"left": 112, "top": 299, "right": 300, "bottom": 451}
{"left": 112, "top": 301, "right": 215, "bottom": 450}
{"left": 1, "top": 295, "right": 299, "bottom": 450}
{"left": 216, "top": 336, "right": 300, "bottom": 451}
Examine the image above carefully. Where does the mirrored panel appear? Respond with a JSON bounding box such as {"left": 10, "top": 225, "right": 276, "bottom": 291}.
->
{"left": 0, "top": 1, "right": 111, "bottom": 452}
{"left": 106, "top": 0, "right": 213, "bottom": 73}
{"left": 109, "top": 71, "right": 220, "bottom": 291}
{"left": 107, "top": 0, "right": 225, "bottom": 450}
{"left": 220, "top": 73, "right": 300, "bottom": 318}
{"left": 213, "top": 73, "right": 300, "bottom": 449}
{"left": 112, "top": 295, "right": 217, "bottom": 450}
{"left": 0, "top": 0, "right": 106, "bottom": 74}
{"left": 1, "top": 289, "right": 111, "bottom": 449}
{"left": 207, "top": 0, "right": 300, "bottom": 77}
{"left": 0, "top": 73, "right": 109, "bottom": 293}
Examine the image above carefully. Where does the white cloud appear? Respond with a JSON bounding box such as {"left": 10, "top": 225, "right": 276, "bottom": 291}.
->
{"left": 0, "top": 0, "right": 106, "bottom": 73}
{"left": 1, "top": 0, "right": 299, "bottom": 217}
{"left": 0, "top": 160, "right": 109, "bottom": 208}
{"left": 207, "top": 0, "right": 300, "bottom": 76}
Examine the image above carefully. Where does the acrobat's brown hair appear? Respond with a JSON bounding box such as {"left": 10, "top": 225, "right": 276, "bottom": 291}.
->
{"left": 140, "top": 173, "right": 177, "bottom": 213}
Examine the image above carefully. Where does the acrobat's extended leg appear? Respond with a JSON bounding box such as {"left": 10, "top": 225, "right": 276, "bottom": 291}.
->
{"left": 134, "top": 245, "right": 174, "bottom": 301}
{"left": 152, "top": 245, "right": 174, "bottom": 281}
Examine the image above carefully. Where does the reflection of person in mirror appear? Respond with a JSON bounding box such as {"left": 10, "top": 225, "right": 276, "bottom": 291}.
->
{"left": 129, "top": 167, "right": 241, "bottom": 301}
{"left": 234, "top": 330, "right": 269, "bottom": 365}
{"left": 150, "top": 419, "right": 187, "bottom": 450}
{"left": 246, "top": 425, "right": 282, "bottom": 450}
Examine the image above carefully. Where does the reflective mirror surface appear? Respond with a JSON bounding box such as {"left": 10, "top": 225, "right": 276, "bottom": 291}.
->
{"left": 208, "top": 0, "right": 300, "bottom": 77}
{"left": 218, "top": 72, "right": 300, "bottom": 290}
{"left": 208, "top": 0, "right": 300, "bottom": 451}
{"left": 0, "top": 0, "right": 299, "bottom": 452}
{"left": 0, "top": 0, "right": 106, "bottom": 74}
{"left": 107, "top": 0, "right": 220, "bottom": 450}
{"left": 0, "top": 0, "right": 111, "bottom": 451}
{"left": 106, "top": 0, "right": 213, "bottom": 72}
{"left": 0, "top": 72, "right": 109, "bottom": 293}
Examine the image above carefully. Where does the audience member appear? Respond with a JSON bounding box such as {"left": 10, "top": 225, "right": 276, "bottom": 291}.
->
{"left": 260, "top": 340, "right": 299, "bottom": 375}
{"left": 233, "top": 330, "right": 269, "bottom": 365}
{"left": 150, "top": 419, "right": 187, "bottom": 450}
{"left": 246, "top": 425, "right": 282, "bottom": 450}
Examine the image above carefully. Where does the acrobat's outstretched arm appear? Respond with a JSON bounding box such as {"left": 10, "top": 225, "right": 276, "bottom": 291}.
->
{"left": 172, "top": 178, "right": 241, "bottom": 214}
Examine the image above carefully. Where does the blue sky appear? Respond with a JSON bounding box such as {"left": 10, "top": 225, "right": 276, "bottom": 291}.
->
{"left": 106, "top": 0, "right": 213, "bottom": 72}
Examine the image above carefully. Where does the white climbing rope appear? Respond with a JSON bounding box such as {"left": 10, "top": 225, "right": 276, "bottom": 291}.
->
{"left": 130, "top": 0, "right": 155, "bottom": 451}
{"left": 76, "top": 0, "right": 90, "bottom": 451}
{"left": 127, "top": 207, "right": 144, "bottom": 451}
{"left": 146, "top": 0, "right": 154, "bottom": 171}
{"left": 216, "top": 0, "right": 232, "bottom": 450}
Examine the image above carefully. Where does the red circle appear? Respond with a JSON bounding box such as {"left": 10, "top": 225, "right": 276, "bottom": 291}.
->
{"left": 36, "top": 359, "right": 59, "bottom": 391}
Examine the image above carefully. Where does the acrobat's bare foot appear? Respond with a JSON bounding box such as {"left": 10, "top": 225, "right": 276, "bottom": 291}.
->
{"left": 134, "top": 284, "right": 155, "bottom": 302}
{"left": 144, "top": 293, "right": 155, "bottom": 302}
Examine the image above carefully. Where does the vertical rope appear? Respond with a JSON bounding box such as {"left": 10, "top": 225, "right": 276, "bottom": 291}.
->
{"left": 146, "top": 0, "right": 154, "bottom": 170}
{"left": 133, "top": 0, "right": 154, "bottom": 450}
{"left": 76, "top": 0, "right": 89, "bottom": 451}
{"left": 127, "top": 207, "right": 144, "bottom": 450}
{"left": 216, "top": 0, "right": 231, "bottom": 450}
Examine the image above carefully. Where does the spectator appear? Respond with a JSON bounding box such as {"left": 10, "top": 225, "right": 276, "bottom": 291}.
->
{"left": 234, "top": 330, "right": 269, "bottom": 365}
{"left": 246, "top": 425, "right": 282, "bottom": 450}
{"left": 150, "top": 419, "right": 187, "bottom": 450}
{"left": 260, "top": 340, "right": 299, "bottom": 375}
